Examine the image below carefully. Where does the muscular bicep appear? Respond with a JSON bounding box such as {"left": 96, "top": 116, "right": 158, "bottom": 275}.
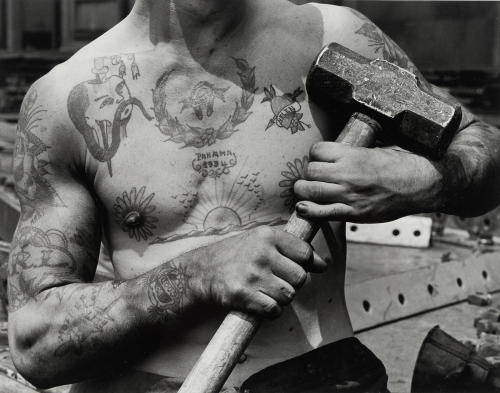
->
{"left": 8, "top": 85, "right": 101, "bottom": 313}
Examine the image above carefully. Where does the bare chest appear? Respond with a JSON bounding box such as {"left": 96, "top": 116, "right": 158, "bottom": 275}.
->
{"left": 69, "top": 52, "right": 328, "bottom": 273}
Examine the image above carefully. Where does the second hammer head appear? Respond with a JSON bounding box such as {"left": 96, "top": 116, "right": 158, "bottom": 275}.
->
{"left": 306, "top": 43, "right": 462, "bottom": 158}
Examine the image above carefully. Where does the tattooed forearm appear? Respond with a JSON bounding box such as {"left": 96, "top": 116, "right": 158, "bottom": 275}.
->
{"left": 144, "top": 261, "right": 190, "bottom": 321}
{"left": 54, "top": 283, "right": 120, "bottom": 358}
{"left": 9, "top": 254, "right": 199, "bottom": 384}
{"left": 434, "top": 120, "right": 500, "bottom": 215}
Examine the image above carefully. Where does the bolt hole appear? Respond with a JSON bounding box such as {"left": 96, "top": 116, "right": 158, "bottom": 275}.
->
{"left": 482, "top": 270, "right": 488, "bottom": 280}
{"left": 414, "top": 230, "right": 421, "bottom": 237}
{"left": 457, "top": 277, "right": 463, "bottom": 287}
{"left": 427, "top": 284, "right": 434, "bottom": 295}
{"left": 362, "top": 300, "right": 371, "bottom": 312}
{"left": 484, "top": 218, "right": 491, "bottom": 226}
{"left": 350, "top": 225, "right": 358, "bottom": 232}
{"left": 398, "top": 293, "right": 405, "bottom": 305}
{"left": 393, "top": 229, "right": 400, "bottom": 236}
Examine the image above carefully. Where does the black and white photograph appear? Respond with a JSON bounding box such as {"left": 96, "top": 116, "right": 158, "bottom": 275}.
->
{"left": 0, "top": 1, "right": 500, "bottom": 392}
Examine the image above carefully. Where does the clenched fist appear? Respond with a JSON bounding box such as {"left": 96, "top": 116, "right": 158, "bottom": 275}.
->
{"left": 294, "top": 142, "right": 442, "bottom": 223}
{"left": 191, "top": 226, "right": 327, "bottom": 318}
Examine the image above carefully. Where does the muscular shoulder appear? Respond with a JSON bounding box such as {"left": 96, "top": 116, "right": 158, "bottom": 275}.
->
{"left": 309, "top": 4, "right": 418, "bottom": 72}
{"left": 16, "top": 66, "right": 85, "bottom": 172}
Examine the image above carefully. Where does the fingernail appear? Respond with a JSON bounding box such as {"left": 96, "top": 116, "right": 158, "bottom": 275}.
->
{"left": 296, "top": 202, "right": 307, "bottom": 214}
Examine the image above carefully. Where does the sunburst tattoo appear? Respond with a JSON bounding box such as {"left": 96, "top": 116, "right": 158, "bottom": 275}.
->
{"left": 279, "top": 156, "right": 309, "bottom": 212}
{"left": 113, "top": 186, "right": 159, "bottom": 242}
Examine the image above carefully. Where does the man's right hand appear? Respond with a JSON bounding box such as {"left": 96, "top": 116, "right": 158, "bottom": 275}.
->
{"left": 191, "top": 226, "right": 327, "bottom": 318}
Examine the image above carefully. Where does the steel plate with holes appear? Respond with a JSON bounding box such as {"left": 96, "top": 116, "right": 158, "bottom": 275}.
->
{"left": 344, "top": 225, "right": 500, "bottom": 332}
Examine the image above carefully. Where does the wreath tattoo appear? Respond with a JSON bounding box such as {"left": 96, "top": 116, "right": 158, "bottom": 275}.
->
{"left": 152, "top": 58, "right": 257, "bottom": 148}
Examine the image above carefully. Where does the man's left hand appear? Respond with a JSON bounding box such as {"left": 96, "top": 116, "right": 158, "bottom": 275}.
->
{"left": 293, "top": 142, "right": 442, "bottom": 223}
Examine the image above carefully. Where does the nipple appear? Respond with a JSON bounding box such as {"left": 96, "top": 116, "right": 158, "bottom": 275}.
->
{"left": 123, "top": 211, "right": 143, "bottom": 227}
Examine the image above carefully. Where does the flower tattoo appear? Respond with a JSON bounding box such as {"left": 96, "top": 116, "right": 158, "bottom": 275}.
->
{"left": 279, "top": 156, "right": 309, "bottom": 212}
{"left": 113, "top": 186, "right": 159, "bottom": 241}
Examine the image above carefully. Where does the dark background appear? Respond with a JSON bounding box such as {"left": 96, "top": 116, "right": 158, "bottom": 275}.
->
{"left": 0, "top": 1, "right": 499, "bottom": 125}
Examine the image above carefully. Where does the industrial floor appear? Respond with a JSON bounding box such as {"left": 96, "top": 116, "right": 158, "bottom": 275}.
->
{"left": 358, "top": 299, "right": 482, "bottom": 392}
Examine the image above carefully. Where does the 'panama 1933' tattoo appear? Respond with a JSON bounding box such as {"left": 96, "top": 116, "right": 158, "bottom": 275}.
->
{"left": 262, "top": 85, "right": 310, "bottom": 134}
{"left": 152, "top": 57, "right": 257, "bottom": 148}
{"left": 67, "top": 55, "right": 153, "bottom": 177}
{"left": 113, "top": 186, "right": 159, "bottom": 242}
{"left": 14, "top": 89, "right": 65, "bottom": 221}
{"left": 192, "top": 149, "right": 238, "bottom": 178}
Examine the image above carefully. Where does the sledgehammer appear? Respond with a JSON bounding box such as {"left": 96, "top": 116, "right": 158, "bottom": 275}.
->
{"left": 178, "top": 43, "right": 462, "bottom": 393}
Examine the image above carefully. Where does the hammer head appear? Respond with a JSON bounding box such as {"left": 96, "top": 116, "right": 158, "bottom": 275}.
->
{"left": 306, "top": 43, "right": 462, "bottom": 158}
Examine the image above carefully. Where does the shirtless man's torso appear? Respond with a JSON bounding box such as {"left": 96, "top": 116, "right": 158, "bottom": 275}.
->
{"left": 9, "top": 1, "right": 500, "bottom": 392}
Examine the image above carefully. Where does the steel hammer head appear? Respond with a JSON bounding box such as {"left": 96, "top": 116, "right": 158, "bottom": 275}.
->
{"left": 306, "top": 43, "right": 462, "bottom": 157}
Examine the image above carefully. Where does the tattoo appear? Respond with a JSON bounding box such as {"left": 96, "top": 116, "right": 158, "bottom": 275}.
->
{"left": 70, "top": 228, "right": 100, "bottom": 279}
{"left": 262, "top": 85, "right": 310, "bottom": 134}
{"left": 180, "top": 82, "right": 230, "bottom": 120}
{"left": 14, "top": 88, "right": 65, "bottom": 221}
{"left": 54, "top": 284, "right": 119, "bottom": 357}
{"left": 67, "top": 54, "right": 153, "bottom": 177}
{"left": 145, "top": 262, "right": 189, "bottom": 319}
{"left": 352, "top": 16, "right": 410, "bottom": 69}
{"left": 279, "top": 156, "right": 308, "bottom": 212}
{"left": 350, "top": 9, "right": 436, "bottom": 92}
{"left": 8, "top": 226, "right": 82, "bottom": 312}
{"left": 113, "top": 186, "right": 159, "bottom": 242}
{"left": 192, "top": 149, "right": 238, "bottom": 178}
{"left": 152, "top": 165, "right": 285, "bottom": 244}
{"left": 152, "top": 57, "right": 257, "bottom": 148}
{"left": 433, "top": 120, "right": 500, "bottom": 213}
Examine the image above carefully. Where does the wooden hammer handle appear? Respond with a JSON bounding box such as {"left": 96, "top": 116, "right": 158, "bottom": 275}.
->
{"left": 178, "top": 113, "right": 380, "bottom": 393}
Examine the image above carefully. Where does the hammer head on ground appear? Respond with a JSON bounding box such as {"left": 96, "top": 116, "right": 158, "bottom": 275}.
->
{"left": 306, "top": 43, "right": 462, "bottom": 157}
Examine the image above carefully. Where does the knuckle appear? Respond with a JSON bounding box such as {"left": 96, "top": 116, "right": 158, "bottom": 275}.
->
{"left": 301, "top": 244, "right": 314, "bottom": 265}
{"left": 281, "top": 287, "right": 296, "bottom": 303}
{"left": 246, "top": 269, "right": 261, "bottom": 284}
{"left": 305, "top": 162, "right": 319, "bottom": 179}
{"left": 309, "top": 182, "right": 323, "bottom": 200}
{"left": 231, "top": 285, "right": 247, "bottom": 303}
{"left": 293, "top": 179, "right": 305, "bottom": 197}
{"left": 220, "top": 293, "right": 231, "bottom": 308}
{"left": 263, "top": 302, "right": 282, "bottom": 318}
{"left": 309, "top": 142, "right": 324, "bottom": 159}
{"left": 254, "top": 226, "right": 274, "bottom": 242}
{"left": 293, "top": 269, "right": 308, "bottom": 288}
{"left": 256, "top": 247, "right": 272, "bottom": 265}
